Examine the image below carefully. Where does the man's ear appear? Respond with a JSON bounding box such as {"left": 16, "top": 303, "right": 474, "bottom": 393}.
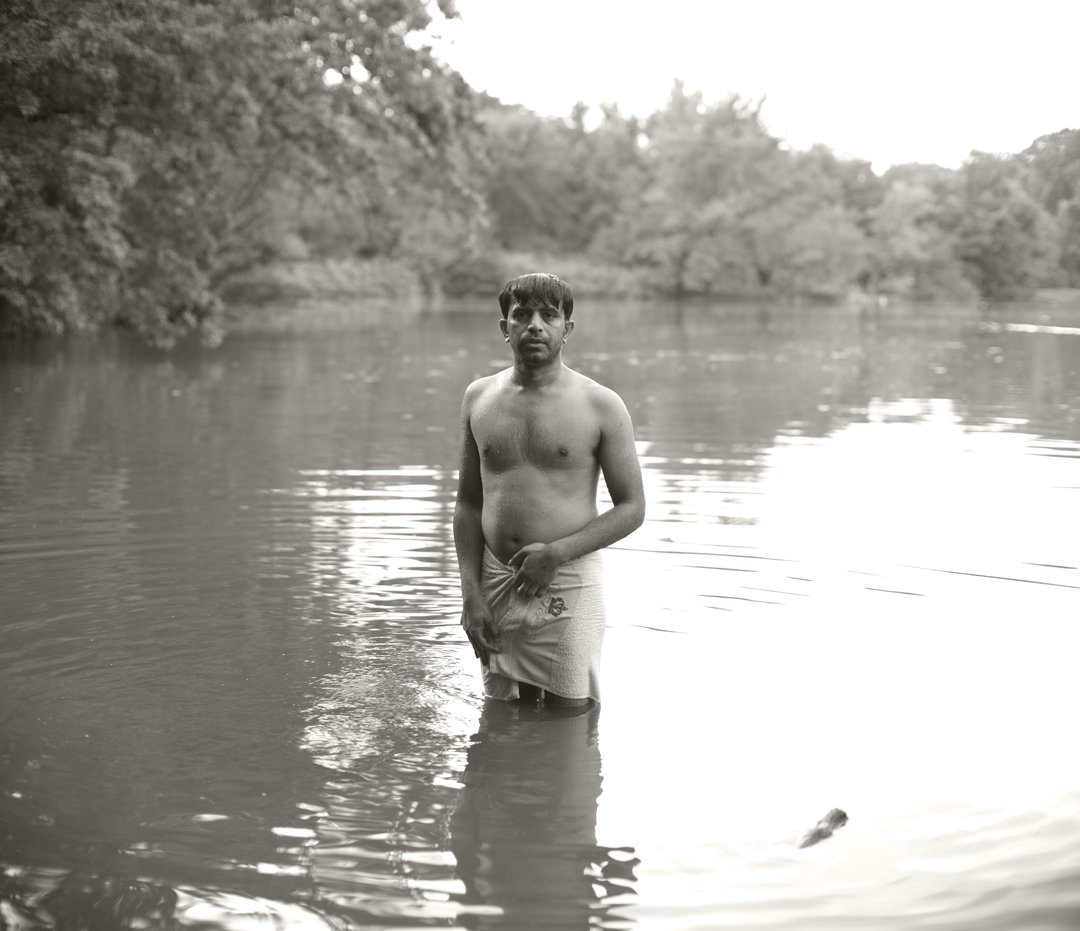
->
{"left": 564, "top": 320, "right": 574, "bottom": 340}
{"left": 499, "top": 318, "right": 508, "bottom": 340}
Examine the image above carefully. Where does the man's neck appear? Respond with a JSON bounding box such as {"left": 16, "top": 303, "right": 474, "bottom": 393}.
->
{"left": 511, "top": 358, "right": 564, "bottom": 389}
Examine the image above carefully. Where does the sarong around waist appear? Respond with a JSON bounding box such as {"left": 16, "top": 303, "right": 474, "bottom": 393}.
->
{"left": 479, "top": 546, "right": 606, "bottom": 703}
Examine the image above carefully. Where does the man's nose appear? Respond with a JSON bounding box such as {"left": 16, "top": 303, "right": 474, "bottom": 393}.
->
{"left": 527, "top": 312, "right": 543, "bottom": 331}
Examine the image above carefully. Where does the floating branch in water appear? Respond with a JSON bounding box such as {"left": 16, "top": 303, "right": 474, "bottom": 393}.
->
{"left": 798, "top": 808, "right": 848, "bottom": 848}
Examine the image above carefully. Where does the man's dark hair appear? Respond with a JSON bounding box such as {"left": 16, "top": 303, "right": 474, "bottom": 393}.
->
{"left": 497, "top": 273, "right": 574, "bottom": 320}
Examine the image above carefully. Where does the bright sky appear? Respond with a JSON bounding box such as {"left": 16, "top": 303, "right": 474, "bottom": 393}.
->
{"left": 428, "top": 0, "right": 1079, "bottom": 172}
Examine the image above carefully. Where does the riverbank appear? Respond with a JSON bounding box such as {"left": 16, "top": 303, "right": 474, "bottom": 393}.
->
{"left": 221, "top": 253, "right": 656, "bottom": 308}
{"left": 225, "top": 255, "right": 1080, "bottom": 312}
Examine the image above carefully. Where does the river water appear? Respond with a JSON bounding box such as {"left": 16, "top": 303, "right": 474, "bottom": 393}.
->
{"left": 1, "top": 295, "right": 1079, "bottom": 930}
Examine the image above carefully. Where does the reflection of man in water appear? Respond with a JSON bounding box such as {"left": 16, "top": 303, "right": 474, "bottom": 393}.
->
{"left": 450, "top": 701, "right": 637, "bottom": 929}
{"left": 454, "top": 274, "right": 645, "bottom": 705}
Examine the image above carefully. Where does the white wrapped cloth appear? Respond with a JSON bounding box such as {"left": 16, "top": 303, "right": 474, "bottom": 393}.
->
{"left": 479, "top": 546, "right": 606, "bottom": 703}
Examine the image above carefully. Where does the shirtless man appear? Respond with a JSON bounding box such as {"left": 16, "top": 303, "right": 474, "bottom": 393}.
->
{"left": 454, "top": 273, "right": 645, "bottom": 706}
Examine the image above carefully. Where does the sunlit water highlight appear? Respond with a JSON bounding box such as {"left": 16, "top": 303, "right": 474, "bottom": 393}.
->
{"left": 1, "top": 296, "right": 1079, "bottom": 929}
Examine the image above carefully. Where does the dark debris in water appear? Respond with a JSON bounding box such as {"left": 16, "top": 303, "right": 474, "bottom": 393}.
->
{"left": 798, "top": 808, "right": 848, "bottom": 848}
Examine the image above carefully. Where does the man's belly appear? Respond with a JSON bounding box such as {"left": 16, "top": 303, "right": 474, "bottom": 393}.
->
{"left": 481, "top": 485, "right": 598, "bottom": 564}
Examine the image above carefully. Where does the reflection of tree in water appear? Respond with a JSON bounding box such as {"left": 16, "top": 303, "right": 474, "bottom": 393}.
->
{"left": 450, "top": 701, "right": 637, "bottom": 930}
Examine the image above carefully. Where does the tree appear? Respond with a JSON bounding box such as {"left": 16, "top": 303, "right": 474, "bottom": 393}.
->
{"left": 1021, "top": 129, "right": 1080, "bottom": 286}
{"left": 955, "top": 153, "right": 1058, "bottom": 299}
{"left": 0, "top": 0, "right": 480, "bottom": 344}
{"left": 869, "top": 165, "right": 972, "bottom": 299}
{"left": 1022, "top": 128, "right": 1080, "bottom": 213}
{"left": 479, "top": 105, "right": 582, "bottom": 253}
{"left": 595, "top": 83, "right": 785, "bottom": 295}
{"left": 734, "top": 148, "right": 868, "bottom": 299}
{"left": 595, "top": 84, "right": 868, "bottom": 299}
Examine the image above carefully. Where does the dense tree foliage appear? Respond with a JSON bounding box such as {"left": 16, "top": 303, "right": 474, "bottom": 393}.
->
{"left": 868, "top": 164, "right": 971, "bottom": 299}
{"left": 955, "top": 153, "right": 1059, "bottom": 299}
{"left": 1, "top": 0, "right": 480, "bottom": 344}
{"left": 2, "top": 4, "right": 1077, "bottom": 344}
{"left": 481, "top": 90, "right": 1077, "bottom": 304}
{"left": 1021, "top": 129, "right": 1080, "bottom": 286}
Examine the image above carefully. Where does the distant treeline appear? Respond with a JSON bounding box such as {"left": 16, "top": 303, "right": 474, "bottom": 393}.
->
{"left": 3, "top": 1, "right": 1079, "bottom": 345}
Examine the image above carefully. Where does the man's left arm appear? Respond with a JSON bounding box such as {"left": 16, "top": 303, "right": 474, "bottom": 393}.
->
{"left": 508, "top": 388, "right": 645, "bottom": 594}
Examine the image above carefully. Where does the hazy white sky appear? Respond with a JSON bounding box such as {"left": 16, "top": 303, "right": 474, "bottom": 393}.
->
{"left": 428, "top": 0, "right": 1079, "bottom": 172}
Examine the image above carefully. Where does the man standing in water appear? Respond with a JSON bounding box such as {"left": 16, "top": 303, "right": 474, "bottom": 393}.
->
{"left": 454, "top": 273, "right": 645, "bottom": 706}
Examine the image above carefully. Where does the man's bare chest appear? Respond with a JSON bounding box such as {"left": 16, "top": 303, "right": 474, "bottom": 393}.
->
{"left": 474, "top": 400, "right": 597, "bottom": 473}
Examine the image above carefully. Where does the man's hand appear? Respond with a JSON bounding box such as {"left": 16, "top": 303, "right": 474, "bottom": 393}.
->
{"left": 461, "top": 596, "right": 501, "bottom": 666}
{"left": 507, "top": 542, "right": 561, "bottom": 599}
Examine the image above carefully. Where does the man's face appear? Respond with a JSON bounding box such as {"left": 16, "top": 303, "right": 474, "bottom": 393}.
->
{"left": 500, "top": 299, "right": 573, "bottom": 366}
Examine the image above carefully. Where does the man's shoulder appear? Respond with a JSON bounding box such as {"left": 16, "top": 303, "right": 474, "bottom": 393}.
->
{"left": 463, "top": 369, "right": 509, "bottom": 404}
{"left": 564, "top": 368, "right": 627, "bottom": 409}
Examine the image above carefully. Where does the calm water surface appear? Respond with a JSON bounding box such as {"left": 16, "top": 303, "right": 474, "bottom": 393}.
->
{"left": 2, "top": 296, "right": 1079, "bottom": 930}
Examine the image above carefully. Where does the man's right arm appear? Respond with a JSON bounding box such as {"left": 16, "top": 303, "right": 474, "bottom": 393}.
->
{"left": 453, "top": 382, "right": 499, "bottom": 664}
